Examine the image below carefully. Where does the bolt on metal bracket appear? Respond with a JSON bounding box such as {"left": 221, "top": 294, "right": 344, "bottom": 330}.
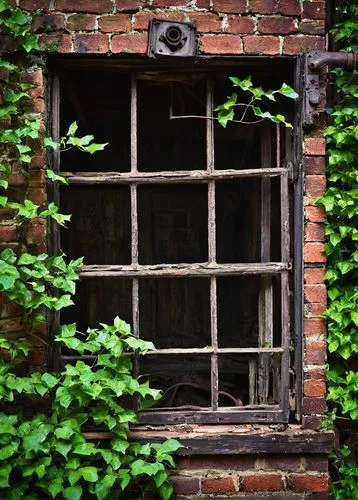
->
{"left": 147, "top": 18, "right": 197, "bottom": 59}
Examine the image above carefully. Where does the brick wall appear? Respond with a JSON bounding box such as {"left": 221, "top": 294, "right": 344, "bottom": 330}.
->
{"left": 1, "top": 0, "right": 331, "bottom": 497}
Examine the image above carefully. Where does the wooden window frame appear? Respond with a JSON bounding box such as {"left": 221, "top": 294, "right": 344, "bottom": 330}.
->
{"left": 49, "top": 58, "right": 303, "bottom": 425}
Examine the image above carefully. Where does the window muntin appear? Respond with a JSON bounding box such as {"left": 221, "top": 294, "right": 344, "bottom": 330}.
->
{"left": 57, "top": 64, "right": 295, "bottom": 424}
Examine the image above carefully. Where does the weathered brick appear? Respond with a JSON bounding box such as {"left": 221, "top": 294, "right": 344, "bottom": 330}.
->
{"left": 27, "top": 188, "right": 47, "bottom": 206}
{"left": 304, "top": 318, "right": 326, "bottom": 336}
{"left": 304, "top": 156, "right": 325, "bottom": 174}
{"left": 188, "top": 13, "right": 222, "bottom": 33}
{"left": 302, "top": 415, "right": 323, "bottom": 430}
{"left": 243, "top": 35, "right": 280, "bottom": 55}
{"left": 305, "top": 175, "right": 326, "bottom": 198}
{"left": 66, "top": 14, "right": 97, "bottom": 31}
{"left": 258, "top": 16, "right": 296, "bottom": 34}
{"left": 39, "top": 33, "right": 72, "bottom": 52}
{"left": 304, "top": 380, "right": 326, "bottom": 397}
{"left": 177, "top": 455, "right": 256, "bottom": 470}
{"left": 74, "top": 33, "right": 109, "bottom": 53}
{"left": 26, "top": 219, "right": 46, "bottom": 246}
{"left": 19, "top": 0, "right": 50, "bottom": 11}
{"left": 23, "top": 98, "right": 45, "bottom": 114}
{"left": 99, "top": 14, "right": 131, "bottom": 33}
{"left": 202, "top": 477, "right": 237, "bottom": 495}
{"left": 32, "top": 14, "right": 66, "bottom": 32}
{"left": 226, "top": 16, "right": 255, "bottom": 34}
{"left": 201, "top": 34, "right": 243, "bottom": 54}
{"left": 197, "top": 0, "right": 210, "bottom": 7}
{"left": 300, "top": 20, "right": 325, "bottom": 35}
{"left": 22, "top": 69, "right": 44, "bottom": 87}
{"left": 212, "top": 0, "right": 246, "bottom": 13}
{"left": 303, "top": 1, "right": 325, "bottom": 20}
{"left": 259, "top": 456, "right": 301, "bottom": 472}
{"left": 289, "top": 474, "right": 329, "bottom": 493}
{"left": 153, "top": 0, "right": 189, "bottom": 6}
{"left": 305, "top": 284, "right": 327, "bottom": 305}
{"left": 304, "top": 267, "right": 325, "bottom": 284}
{"left": 279, "top": 0, "right": 300, "bottom": 16}
{"left": 134, "top": 12, "right": 184, "bottom": 31}
{"left": 307, "top": 302, "right": 327, "bottom": 317}
{"left": 305, "top": 341, "right": 326, "bottom": 365}
{"left": 56, "top": 0, "right": 113, "bottom": 13}
{"left": 29, "top": 348, "right": 46, "bottom": 366}
{"left": 0, "top": 225, "right": 18, "bottom": 242}
{"left": 0, "top": 301, "right": 22, "bottom": 318}
{"left": 241, "top": 473, "right": 284, "bottom": 491}
{"left": 115, "top": 0, "right": 143, "bottom": 11}
{"left": 305, "top": 367, "right": 327, "bottom": 381}
{"left": 305, "top": 456, "right": 329, "bottom": 473}
{"left": 250, "top": 0, "right": 279, "bottom": 14}
{"left": 111, "top": 33, "right": 147, "bottom": 53}
{"left": 305, "top": 206, "right": 325, "bottom": 223}
{"left": 171, "top": 476, "right": 200, "bottom": 495}
{"left": 304, "top": 138, "right": 325, "bottom": 155}
{"left": 283, "top": 35, "right": 325, "bottom": 55}
{"left": 305, "top": 223, "right": 325, "bottom": 242}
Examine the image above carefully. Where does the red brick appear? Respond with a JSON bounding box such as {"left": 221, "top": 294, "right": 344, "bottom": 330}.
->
{"left": 0, "top": 225, "right": 18, "bottom": 242}
{"left": 305, "top": 341, "right": 326, "bottom": 365}
{"left": 32, "top": 14, "right": 66, "bottom": 32}
{"left": 22, "top": 69, "right": 44, "bottom": 87}
{"left": 304, "top": 137, "right": 325, "bottom": 156}
{"left": 305, "top": 284, "right": 327, "bottom": 305}
{"left": 197, "top": 0, "right": 210, "bottom": 7}
{"left": 213, "top": 0, "right": 246, "bottom": 13}
{"left": 305, "top": 156, "right": 325, "bottom": 174}
{"left": 153, "top": 0, "right": 189, "bottom": 6}
{"left": 26, "top": 219, "right": 46, "bottom": 246}
{"left": 74, "top": 34, "right": 109, "bottom": 53}
{"left": 259, "top": 456, "right": 301, "bottom": 472}
{"left": 308, "top": 302, "right": 327, "bottom": 317}
{"left": 111, "top": 33, "right": 147, "bottom": 53}
{"left": 305, "top": 456, "right": 329, "bottom": 473}
{"left": 283, "top": 35, "right": 325, "bottom": 55}
{"left": 279, "top": 0, "right": 300, "bottom": 16}
{"left": 29, "top": 169, "right": 46, "bottom": 187}
{"left": 304, "top": 380, "right": 326, "bottom": 397}
{"left": 30, "top": 154, "right": 46, "bottom": 170}
{"left": 202, "top": 477, "right": 237, "bottom": 495}
{"left": 289, "top": 474, "right": 329, "bottom": 493}
{"left": 305, "top": 175, "right": 326, "bottom": 198}
{"left": 99, "top": 14, "right": 131, "bottom": 33}
{"left": 201, "top": 34, "right": 242, "bottom": 54}
{"left": 243, "top": 35, "right": 280, "bottom": 55}
{"left": 300, "top": 20, "right": 325, "bottom": 35}
{"left": 226, "top": 16, "right": 255, "bottom": 34}
{"left": 19, "top": 0, "right": 50, "bottom": 11}
{"left": 27, "top": 188, "right": 47, "bottom": 206}
{"left": 241, "top": 473, "right": 284, "bottom": 491}
{"left": 171, "top": 476, "right": 200, "bottom": 495}
{"left": 304, "top": 318, "right": 326, "bottom": 335}
{"left": 258, "top": 16, "right": 297, "bottom": 34}
{"left": 250, "top": 0, "right": 279, "bottom": 14}
{"left": 66, "top": 14, "right": 97, "bottom": 31}
{"left": 56, "top": 0, "right": 113, "bottom": 13}
{"left": 23, "top": 98, "right": 45, "bottom": 114}
{"left": 304, "top": 267, "right": 325, "bottom": 284}
{"left": 305, "top": 206, "right": 325, "bottom": 223}
{"left": 29, "top": 86, "right": 44, "bottom": 99}
{"left": 39, "top": 33, "right": 72, "bottom": 52}
{"left": 188, "top": 13, "right": 222, "bottom": 33}
{"left": 305, "top": 367, "right": 327, "bottom": 381}
{"left": 115, "top": 0, "right": 143, "bottom": 10}
{"left": 133, "top": 12, "right": 184, "bottom": 31}
{"left": 303, "top": 1, "right": 325, "bottom": 20}
{"left": 305, "top": 223, "right": 325, "bottom": 242}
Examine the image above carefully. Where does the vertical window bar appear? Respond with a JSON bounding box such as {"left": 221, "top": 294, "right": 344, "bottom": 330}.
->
{"left": 280, "top": 169, "right": 290, "bottom": 415}
{"left": 258, "top": 123, "right": 273, "bottom": 405}
{"left": 276, "top": 123, "right": 281, "bottom": 168}
{"left": 207, "top": 80, "right": 218, "bottom": 410}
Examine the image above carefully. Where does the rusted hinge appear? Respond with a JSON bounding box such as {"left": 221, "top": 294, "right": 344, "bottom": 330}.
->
{"left": 303, "top": 51, "right": 358, "bottom": 126}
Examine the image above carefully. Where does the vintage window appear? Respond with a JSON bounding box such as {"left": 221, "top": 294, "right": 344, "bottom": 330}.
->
{"left": 50, "top": 58, "right": 302, "bottom": 424}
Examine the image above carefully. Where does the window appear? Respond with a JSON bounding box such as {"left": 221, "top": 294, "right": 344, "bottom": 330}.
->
{"left": 51, "top": 59, "right": 300, "bottom": 424}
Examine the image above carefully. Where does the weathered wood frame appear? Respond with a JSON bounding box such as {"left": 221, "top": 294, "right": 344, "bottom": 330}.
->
{"left": 52, "top": 67, "right": 295, "bottom": 424}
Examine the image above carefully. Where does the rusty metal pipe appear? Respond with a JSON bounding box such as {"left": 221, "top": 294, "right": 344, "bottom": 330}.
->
{"left": 308, "top": 51, "right": 358, "bottom": 71}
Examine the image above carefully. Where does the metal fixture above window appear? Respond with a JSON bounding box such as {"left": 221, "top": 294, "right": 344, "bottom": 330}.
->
{"left": 147, "top": 19, "right": 197, "bottom": 59}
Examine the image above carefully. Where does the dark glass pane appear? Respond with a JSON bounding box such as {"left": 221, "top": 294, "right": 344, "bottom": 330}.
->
{"left": 138, "top": 185, "right": 207, "bottom": 264}
{"left": 139, "top": 278, "right": 210, "bottom": 348}
{"left": 140, "top": 355, "right": 211, "bottom": 408}
{"left": 137, "top": 79, "right": 206, "bottom": 171}
{"left": 61, "top": 185, "right": 131, "bottom": 265}
{"left": 60, "top": 70, "right": 130, "bottom": 172}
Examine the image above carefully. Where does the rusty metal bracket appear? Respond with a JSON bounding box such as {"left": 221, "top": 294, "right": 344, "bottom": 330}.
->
{"left": 147, "top": 18, "right": 197, "bottom": 59}
{"left": 304, "top": 50, "right": 358, "bottom": 126}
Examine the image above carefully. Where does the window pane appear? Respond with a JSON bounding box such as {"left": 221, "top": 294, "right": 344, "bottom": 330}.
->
{"left": 139, "top": 278, "right": 210, "bottom": 348}
{"left": 61, "top": 278, "right": 132, "bottom": 333}
{"left": 217, "top": 276, "right": 282, "bottom": 348}
{"left": 137, "top": 79, "right": 206, "bottom": 171}
{"left": 61, "top": 185, "right": 131, "bottom": 265}
{"left": 60, "top": 70, "right": 130, "bottom": 172}
{"left": 218, "top": 353, "right": 282, "bottom": 407}
{"left": 140, "top": 355, "right": 211, "bottom": 408}
{"left": 138, "top": 185, "right": 208, "bottom": 264}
